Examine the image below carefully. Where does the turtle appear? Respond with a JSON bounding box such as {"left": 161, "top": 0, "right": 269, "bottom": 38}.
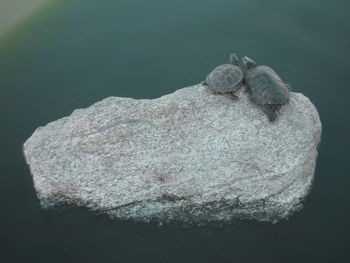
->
{"left": 242, "top": 56, "right": 291, "bottom": 122}
{"left": 201, "top": 53, "right": 244, "bottom": 99}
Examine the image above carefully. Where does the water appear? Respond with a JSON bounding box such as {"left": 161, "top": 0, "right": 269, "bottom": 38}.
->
{"left": 0, "top": 0, "right": 349, "bottom": 262}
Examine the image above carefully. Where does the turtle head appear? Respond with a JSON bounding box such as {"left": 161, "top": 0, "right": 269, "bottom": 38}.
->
{"left": 242, "top": 56, "right": 257, "bottom": 69}
{"left": 229, "top": 53, "right": 239, "bottom": 65}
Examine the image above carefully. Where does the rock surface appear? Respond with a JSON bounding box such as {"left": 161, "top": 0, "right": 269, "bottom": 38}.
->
{"left": 23, "top": 85, "right": 321, "bottom": 223}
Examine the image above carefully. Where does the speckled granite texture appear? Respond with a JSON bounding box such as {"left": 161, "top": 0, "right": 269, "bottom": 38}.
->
{"left": 23, "top": 85, "right": 321, "bottom": 223}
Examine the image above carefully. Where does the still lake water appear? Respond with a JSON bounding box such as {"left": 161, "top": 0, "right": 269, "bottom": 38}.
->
{"left": 0, "top": 0, "right": 349, "bottom": 262}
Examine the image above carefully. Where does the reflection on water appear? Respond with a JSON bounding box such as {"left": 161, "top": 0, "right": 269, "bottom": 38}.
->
{"left": 0, "top": 0, "right": 53, "bottom": 37}
{"left": 0, "top": 0, "right": 349, "bottom": 262}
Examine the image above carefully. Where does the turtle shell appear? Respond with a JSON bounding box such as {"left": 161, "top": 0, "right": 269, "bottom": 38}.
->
{"left": 206, "top": 64, "right": 244, "bottom": 93}
{"left": 245, "top": 65, "right": 290, "bottom": 105}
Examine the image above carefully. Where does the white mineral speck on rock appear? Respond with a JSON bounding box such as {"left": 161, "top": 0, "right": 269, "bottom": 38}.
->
{"left": 23, "top": 85, "right": 322, "bottom": 223}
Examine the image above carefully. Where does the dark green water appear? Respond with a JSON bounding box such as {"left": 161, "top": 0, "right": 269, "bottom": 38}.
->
{"left": 0, "top": 0, "right": 349, "bottom": 262}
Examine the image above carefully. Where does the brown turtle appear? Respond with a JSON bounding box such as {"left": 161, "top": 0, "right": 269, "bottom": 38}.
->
{"left": 202, "top": 53, "right": 244, "bottom": 99}
{"left": 242, "top": 56, "right": 291, "bottom": 122}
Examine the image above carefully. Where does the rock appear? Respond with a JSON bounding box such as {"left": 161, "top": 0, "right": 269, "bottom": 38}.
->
{"left": 23, "top": 85, "right": 321, "bottom": 224}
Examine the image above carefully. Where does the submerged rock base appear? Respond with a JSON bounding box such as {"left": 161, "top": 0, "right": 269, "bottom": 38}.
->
{"left": 23, "top": 85, "right": 321, "bottom": 224}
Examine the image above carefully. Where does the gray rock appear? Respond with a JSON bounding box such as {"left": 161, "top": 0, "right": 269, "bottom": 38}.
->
{"left": 23, "top": 85, "right": 321, "bottom": 224}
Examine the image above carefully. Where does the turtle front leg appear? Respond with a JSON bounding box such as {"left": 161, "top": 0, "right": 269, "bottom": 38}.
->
{"left": 200, "top": 80, "right": 208, "bottom": 86}
{"left": 262, "top": 105, "right": 278, "bottom": 122}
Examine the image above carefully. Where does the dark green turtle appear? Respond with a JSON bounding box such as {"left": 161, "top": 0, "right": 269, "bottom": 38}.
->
{"left": 242, "top": 56, "right": 291, "bottom": 122}
{"left": 202, "top": 53, "right": 244, "bottom": 99}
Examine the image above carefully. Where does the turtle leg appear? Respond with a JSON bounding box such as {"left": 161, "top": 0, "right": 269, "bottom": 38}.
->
{"left": 230, "top": 93, "right": 239, "bottom": 100}
{"left": 200, "top": 80, "right": 208, "bottom": 86}
{"left": 262, "top": 105, "right": 278, "bottom": 122}
{"left": 229, "top": 83, "right": 243, "bottom": 100}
